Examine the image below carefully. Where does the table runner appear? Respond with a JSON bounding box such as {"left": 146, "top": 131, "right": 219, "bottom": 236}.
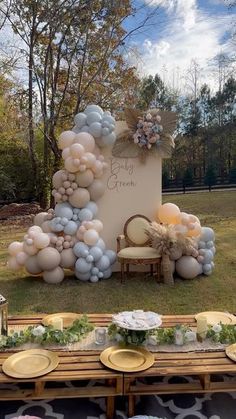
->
{"left": 4, "top": 327, "right": 227, "bottom": 353}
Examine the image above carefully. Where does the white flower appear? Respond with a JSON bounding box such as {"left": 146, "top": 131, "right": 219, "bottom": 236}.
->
{"left": 32, "top": 325, "right": 46, "bottom": 337}
{"left": 212, "top": 324, "right": 222, "bottom": 333}
{"left": 115, "top": 333, "right": 123, "bottom": 342}
{"left": 147, "top": 335, "right": 158, "bottom": 346}
{"left": 185, "top": 331, "right": 197, "bottom": 342}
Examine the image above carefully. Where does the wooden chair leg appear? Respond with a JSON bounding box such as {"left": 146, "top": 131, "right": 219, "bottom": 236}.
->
{"left": 150, "top": 264, "right": 154, "bottom": 277}
{"left": 126, "top": 263, "right": 130, "bottom": 276}
{"left": 156, "top": 262, "right": 161, "bottom": 282}
{"left": 121, "top": 262, "right": 125, "bottom": 283}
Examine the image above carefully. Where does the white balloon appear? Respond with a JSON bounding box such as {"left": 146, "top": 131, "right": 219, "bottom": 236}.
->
{"left": 176, "top": 256, "right": 202, "bottom": 279}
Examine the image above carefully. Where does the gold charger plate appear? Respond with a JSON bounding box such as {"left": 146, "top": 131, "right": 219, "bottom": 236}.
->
{"left": 195, "top": 311, "right": 236, "bottom": 326}
{"left": 2, "top": 349, "right": 59, "bottom": 379}
{"left": 100, "top": 345, "right": 154, "bottom": 372}
{"left": 42, "top": 312, "right": 81, "bottom": 328}
{"left": 226, "top": 344, "right": 236, "bottom": 362}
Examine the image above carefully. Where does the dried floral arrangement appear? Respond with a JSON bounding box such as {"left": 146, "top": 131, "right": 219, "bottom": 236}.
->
{"left": 112, "top": 108, "right": 177, "bottom": 161}
{"left": 145, "top": 222, "right": 198, "bottom": 285}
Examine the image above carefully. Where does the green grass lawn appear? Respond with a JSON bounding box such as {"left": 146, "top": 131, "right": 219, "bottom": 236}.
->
{"left": 0, "top": 191, "right": 236, "bottom": 315}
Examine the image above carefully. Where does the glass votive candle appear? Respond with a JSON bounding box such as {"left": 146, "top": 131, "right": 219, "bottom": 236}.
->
{"left": 197, "top": 315, "right": 208, "bottom": 341}
{"left": 95, "top": 327, "right": 107, "bottom": 345}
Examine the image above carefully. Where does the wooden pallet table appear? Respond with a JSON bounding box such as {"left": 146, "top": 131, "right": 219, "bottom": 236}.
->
{"left": 0, "top": 314, "right": 121, "bottom": 419}
{"left": 2, "top": 314, "right": 236, "bottom": 418}
{"left": 123, "top": 315, "right": 236, "bottom": 417}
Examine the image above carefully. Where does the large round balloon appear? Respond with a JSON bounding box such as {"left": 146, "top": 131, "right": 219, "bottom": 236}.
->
{"left": 25, "top": 255, "right": 42, "bottom": 275}
{"left": 83, "top": 229, "right": 99, "bottom": 246}
{"left": 68, "top": 188, "right": 90, "bottom": 208}
{"left": 88, "top": 179, "right": 105, "bottom": 201}
{"left": 60, "top": 248, "right": 77, "bottom": 269}
{"left": 158, "top": 203, "right": 181, "bottom": 224}
{"left": 37, "top": 247, "right": 61, "bottom": 271}
{"left": 58, "top": 131, "right": 75, "bottom": 150}
{"left": 74, "top": 132, "right": 95, "bottom": 152}
{"left": 8, "top": 241, "right": 23, "bottom": 256}
{"left": 34, "top": 212, "right": 48, "bottom": 226}
{"left": 176, "top": 256, "right": 202, "bottom": 279}
{"left": 76, "top": 169, "right": 94, "bottom": 187}
{"left": 34, "top": 233, "right": 50, "bottom": 249}
{"left": 43, "top": 266, "right": 64, "bottom": 284}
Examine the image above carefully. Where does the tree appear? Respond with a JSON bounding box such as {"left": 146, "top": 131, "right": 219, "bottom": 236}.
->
{"left": 1, "top": 0, "right": 158, "bottom": 207}
{"left": 204, "top": 165, "right": 217, "bottom": 191}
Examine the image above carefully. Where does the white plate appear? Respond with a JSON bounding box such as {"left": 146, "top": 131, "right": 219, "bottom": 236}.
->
{"left": 112, "top": 310, "right": 162, "bottom": 331}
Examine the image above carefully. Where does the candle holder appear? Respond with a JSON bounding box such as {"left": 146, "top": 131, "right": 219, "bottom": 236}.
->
{"left": 95, "top": 327, "right": 107, "bottom": 345}
{"left": 0, "top": 294, "right": 8, "bottom": 336}
{"left": 196, "top": 315, "right": 207, "bottom": 342}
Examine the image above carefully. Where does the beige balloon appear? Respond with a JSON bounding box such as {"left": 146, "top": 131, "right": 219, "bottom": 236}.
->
{"left": 60, "top": 248, "right": 77, "bottom": 268}
{"left": 88, "top": 179, "right": 106, "bottom": 201}
{"left": 8, "top": 256, "right": 22, "bottom": 271}
{"left": 76, "top": 169, "right": 94, "bottom": 187}
{"left": 41, "top": 220, "right": 52, "bottom": 233}
{"left": 52, "top": 170, "right": 67, "bottom": 189}
{"left": 34, "top": 233, "right": 50, "bottom": 249}
{"left": 34, "top": 212, "right": 48, "bottom": 226}
{"left": 23, "top": 242, "right": 38, "bottom": 256}
{"left": 43, "top": 266, "right": 64, "bottom": 284}
{"left": 68, "top": 187, "right": 90, "bottom": 208}
{"left": 25, "top": 255, "right": 43, "bottom": 275}
{"left": 37, "top": 247, "right": 61, "bottom": 270}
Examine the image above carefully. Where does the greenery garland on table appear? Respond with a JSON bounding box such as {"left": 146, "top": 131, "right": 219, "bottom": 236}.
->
{"left": 206, "top": 324, "right": 236, "bottom": 344}
{"left": 108, "top": 323, "right": 236, "bottom": 346}
{"left": 108, "top": 324, "right": 195, "bottom": 346}
{"left": 0, "top": 315, "right": 94, "bottom": 349}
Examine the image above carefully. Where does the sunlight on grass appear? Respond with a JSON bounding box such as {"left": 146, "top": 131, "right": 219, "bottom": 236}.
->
{"left": 0, "top": 191, "right": 236, "bottom": 315}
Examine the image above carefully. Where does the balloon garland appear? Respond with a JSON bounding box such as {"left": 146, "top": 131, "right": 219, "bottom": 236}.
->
{"left": 7, "top": 105, "right": 117, "bottom": 284}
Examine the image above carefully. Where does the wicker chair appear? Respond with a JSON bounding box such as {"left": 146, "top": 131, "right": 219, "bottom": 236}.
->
{"left": 117, "top": 214, "right": 161, "bottom": 283}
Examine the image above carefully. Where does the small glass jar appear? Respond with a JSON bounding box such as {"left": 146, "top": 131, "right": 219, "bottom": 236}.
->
{"left": 174, "top": 327, "right": 184, "bottom": 346}
{"left": 95, "top": 327, "right": 107, "bottom": 345}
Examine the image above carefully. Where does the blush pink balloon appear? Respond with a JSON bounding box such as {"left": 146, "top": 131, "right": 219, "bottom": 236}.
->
{"left": 84, "top": 152, "right": 96, "bottom": 168}
{"left": 62, "top": 147, "right": 71, "bottom": 160}
{"left": 58, "top": 130, "right": 75, "bottom": 150}
{"left": 74, "top": 132, "right": 95, "bottom": 152}
{"left": 83, "top": 229, "right": 99, "bottom": 246}
{"left": 70, "top": 143, "right": 85, "bottom": 158}
{"left": 8, "top": 241, "right": 23, "bottom": 256}
{"left": 16, "top": 251, "right": 28, "bottom": 265}
{"left": 92, "top": 219, "right": 103, "bottom": 233}
{"left": 8, "top": 256, "right": 21, "bottom": 271}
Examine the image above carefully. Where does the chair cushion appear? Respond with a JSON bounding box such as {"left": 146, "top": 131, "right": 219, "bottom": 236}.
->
{"left": 126, "top": 216, "right": 150, "bottom": 245}
{"left": 118, "top": 247, "right": 161, "bottom": 259}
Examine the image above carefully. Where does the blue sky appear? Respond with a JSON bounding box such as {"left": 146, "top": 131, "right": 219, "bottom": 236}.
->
{"left": 125, "top": 0, "right": 236, "bottom": 92}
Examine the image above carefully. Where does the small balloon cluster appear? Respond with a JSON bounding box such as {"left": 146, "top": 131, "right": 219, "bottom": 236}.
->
{"left": 133, "top": 111, "right": 163, "bottom": 149}
{"left": 197, "top": 227, "right": 215, "bottom": 276}
{"left": 157, "top": 203, "right": 216, "bottom": 280}
{"left": 7, "top": 105, "right": 117, "bottom": 284}
{"left": 72, "top": 104, "right": 116, "bottom": 148}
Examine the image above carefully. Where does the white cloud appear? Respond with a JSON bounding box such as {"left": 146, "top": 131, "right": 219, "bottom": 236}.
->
{"left": 136, "top": 0, "right": 236, "bottom": 92}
